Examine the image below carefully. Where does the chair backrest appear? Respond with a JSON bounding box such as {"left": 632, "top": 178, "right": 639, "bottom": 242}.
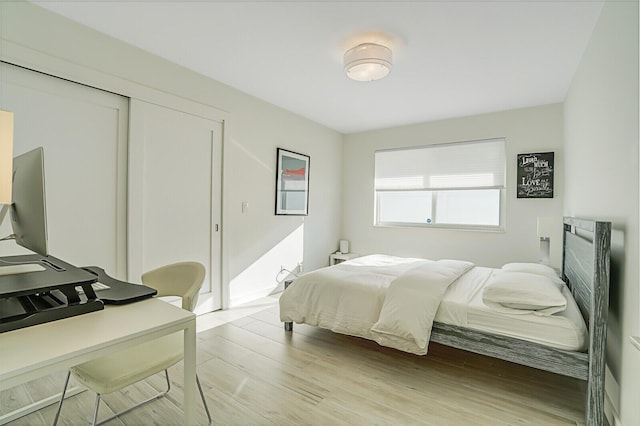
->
{"left": 141, "top": 261, "right": 206, "bottom": 312}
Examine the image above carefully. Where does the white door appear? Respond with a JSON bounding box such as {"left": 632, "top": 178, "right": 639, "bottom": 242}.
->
{"left": 0, "top": 62, "right": 128, "bottom": 276}
{"left": 128, "top": 99, "right": 222, "bottom": 312}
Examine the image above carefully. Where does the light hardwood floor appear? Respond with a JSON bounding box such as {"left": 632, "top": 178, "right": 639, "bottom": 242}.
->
{"left": 2, "top": 295, "right": 588, "bottom": 425}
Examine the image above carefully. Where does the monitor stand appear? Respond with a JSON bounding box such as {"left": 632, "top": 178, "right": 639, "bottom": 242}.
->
{"left": 0, "top": 263, "right": 46, "bottom": 276}
{"left": 0, "top": 204, "right": 8, "bottom": 227}
{"left": 0, "top": 254, "right": 104, "bottom": 333}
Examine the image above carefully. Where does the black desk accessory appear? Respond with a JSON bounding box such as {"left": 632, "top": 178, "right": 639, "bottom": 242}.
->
{"left": 0, "top": 254, "right": 104, "bottom": 333}
{"left": 80, "top": 266, "right": 157, "bottom": 304}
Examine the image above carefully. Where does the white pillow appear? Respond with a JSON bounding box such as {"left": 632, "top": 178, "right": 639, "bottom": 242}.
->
{"left": 501, "top": 262, "right": 560, "bottom": 280}
{"left": 483, "top": 271, "right": 567, "bottom": 315}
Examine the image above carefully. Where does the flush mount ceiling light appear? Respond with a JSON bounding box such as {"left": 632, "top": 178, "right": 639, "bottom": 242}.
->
{"left": 344, "top": 43, "right": 392, "bottom": 82}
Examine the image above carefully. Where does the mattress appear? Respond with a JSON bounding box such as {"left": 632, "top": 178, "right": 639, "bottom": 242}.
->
{"left": 434, "top": 266, "right": 588, "bottom": 351}
{"left": 280, "top": 255, "right": 588, "bottom": 352}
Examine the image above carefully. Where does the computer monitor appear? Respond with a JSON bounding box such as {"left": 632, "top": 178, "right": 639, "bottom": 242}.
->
{"left": 0, "top": 147, "right": 49, "bottom": 256}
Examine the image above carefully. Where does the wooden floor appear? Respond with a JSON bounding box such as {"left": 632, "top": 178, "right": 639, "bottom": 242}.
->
{"left": 2, "top": 296, "right": 588, "bottom": 425}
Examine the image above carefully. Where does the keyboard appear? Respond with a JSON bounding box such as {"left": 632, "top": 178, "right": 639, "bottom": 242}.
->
{"left": 75, "top": 282, "right": 111, "bottom": 294}
{"left": 0, "top": 263, "right": 46, "bottom": 276}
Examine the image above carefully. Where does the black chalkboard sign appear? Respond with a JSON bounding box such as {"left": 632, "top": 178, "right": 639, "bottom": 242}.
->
{"left": 517, "top": 152, "right": 554, "bottom": 198}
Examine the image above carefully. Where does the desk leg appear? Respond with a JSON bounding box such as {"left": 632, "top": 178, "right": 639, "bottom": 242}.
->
{"left": 184, "top": 319, "right": 197, "bottom": 425}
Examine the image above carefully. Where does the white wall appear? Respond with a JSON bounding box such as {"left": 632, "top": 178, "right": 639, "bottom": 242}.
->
{"left": 0, "top": 2, "right": 343, "bottom": 307}
{"left": 564, "top": 1, "right": 639, "bottom": 424}
{"left": 342, "top": 104, "right": 565, "bottom": 268}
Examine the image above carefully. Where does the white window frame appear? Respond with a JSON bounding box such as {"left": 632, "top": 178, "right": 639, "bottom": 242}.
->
{"left": 374, "top": 138, "right": 506, "bottom": 231}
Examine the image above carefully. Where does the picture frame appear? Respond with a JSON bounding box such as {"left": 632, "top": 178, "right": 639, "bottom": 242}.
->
{"left": 516, "top": 152, "right": 554, "bottom": 198}
{"left": 275, "top": 148, "right": 310, "bottom": 215}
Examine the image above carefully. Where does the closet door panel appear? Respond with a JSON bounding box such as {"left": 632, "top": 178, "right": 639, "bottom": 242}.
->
{"left": 0, "top": 62, "right": 128, "bottom": 275}
{"left": 128, "top": 99, "right": 222, "bottom": 311}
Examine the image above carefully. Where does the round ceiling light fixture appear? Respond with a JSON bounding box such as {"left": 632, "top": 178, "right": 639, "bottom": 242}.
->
{"left": 344, "top": 43, "right": 392, "bottom": 82}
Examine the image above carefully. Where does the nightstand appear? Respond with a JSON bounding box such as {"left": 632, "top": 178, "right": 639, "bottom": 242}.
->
{"left": 329, "top": 252, "right": 359, "bottom": 266}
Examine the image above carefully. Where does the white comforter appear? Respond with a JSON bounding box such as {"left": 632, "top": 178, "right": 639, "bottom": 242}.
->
{"left": 279, "top": 255, "right": 474, "bottom": 355}
{"left": 370, "top": 259, "right": 474, "bottom": 354}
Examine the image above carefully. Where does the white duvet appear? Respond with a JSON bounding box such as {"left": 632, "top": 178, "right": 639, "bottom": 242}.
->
{"left": 370, "top": 259, "right": 474, "bottom": 354}
{"left": 279, "top": 255, "right": 473, "bottom": 355}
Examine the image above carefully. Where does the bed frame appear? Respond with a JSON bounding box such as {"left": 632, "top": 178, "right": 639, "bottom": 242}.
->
{"left": 430, "top": 217, "right": 610, "bottom": 425}
{"left": 284, "top": 217, "right": 611, "bottom": 426}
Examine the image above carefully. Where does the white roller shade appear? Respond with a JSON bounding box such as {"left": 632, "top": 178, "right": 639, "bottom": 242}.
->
{"left": 375, "top": 138, "right": 506, "bottom": 190}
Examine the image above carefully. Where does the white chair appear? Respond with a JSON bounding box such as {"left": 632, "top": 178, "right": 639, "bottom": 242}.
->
{"left": 53, "top": 262, "right": 212, "bottom": 425}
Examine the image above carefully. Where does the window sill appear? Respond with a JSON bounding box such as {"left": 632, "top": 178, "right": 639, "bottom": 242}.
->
{"left": 374, "top": 223, "right": 506, "bottom": 233}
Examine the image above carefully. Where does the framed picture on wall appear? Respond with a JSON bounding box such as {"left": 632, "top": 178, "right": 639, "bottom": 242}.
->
{"left": 517, "top": 152, "right": 554, "bottom": 198}
{"left": 275, "top": 148, "right": 310, "bottom": 215}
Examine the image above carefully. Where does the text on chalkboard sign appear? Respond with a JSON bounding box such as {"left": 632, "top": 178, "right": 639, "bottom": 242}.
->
{"left": 517, "top": 152, "right": 554, "bottom": 198}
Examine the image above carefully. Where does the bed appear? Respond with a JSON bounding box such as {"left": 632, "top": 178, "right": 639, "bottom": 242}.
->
{"left": 280, "top": 217, "right": 611, "bottom": 426}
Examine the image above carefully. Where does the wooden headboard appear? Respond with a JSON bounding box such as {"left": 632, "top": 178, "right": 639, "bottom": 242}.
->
{"left": 562, "top": 217, "right": 611, "bottom": 423}
{"left": 562, "top": 217, "right": 611, "bottom": 329}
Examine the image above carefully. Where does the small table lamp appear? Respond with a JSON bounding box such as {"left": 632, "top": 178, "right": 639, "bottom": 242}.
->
{"left": 0, "top": 110, "right": 14, "bottom": 205}
{"left": 339, "top": 239, "right": 349, "bottom": 254}
{"left": 537, "top": 217, "right": 555, "bottom": 265}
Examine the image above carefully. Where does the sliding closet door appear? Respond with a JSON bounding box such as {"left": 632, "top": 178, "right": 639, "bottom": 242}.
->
{"left": 128, "top": 99, "right": 222, "bottom": 312}
{"left": 0, "top": 62, "right": 128, "bottom": 276}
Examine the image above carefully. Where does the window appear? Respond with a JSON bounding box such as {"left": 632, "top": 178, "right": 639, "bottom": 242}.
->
{"left": 374, "top": 138, "right": 506, "bottom": 229}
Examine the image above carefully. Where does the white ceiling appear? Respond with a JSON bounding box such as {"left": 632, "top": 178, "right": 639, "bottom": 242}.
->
{"left": 33, "top": 1, "right": 604, "bottom": 134}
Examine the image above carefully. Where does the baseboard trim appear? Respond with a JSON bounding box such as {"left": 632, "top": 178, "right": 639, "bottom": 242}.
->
{"left": 230, "top": 286, "right": 278, "bottom": 307}
{"left": 605, "top": 392, "right": 623, "bottom": 426}
{"left": 605, "top": 364, "right": 622, "bottom": 426}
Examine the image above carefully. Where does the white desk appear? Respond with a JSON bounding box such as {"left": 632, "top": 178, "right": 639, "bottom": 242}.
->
{"left": 0, "top": 298, "right": 197, "bottom": 424}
